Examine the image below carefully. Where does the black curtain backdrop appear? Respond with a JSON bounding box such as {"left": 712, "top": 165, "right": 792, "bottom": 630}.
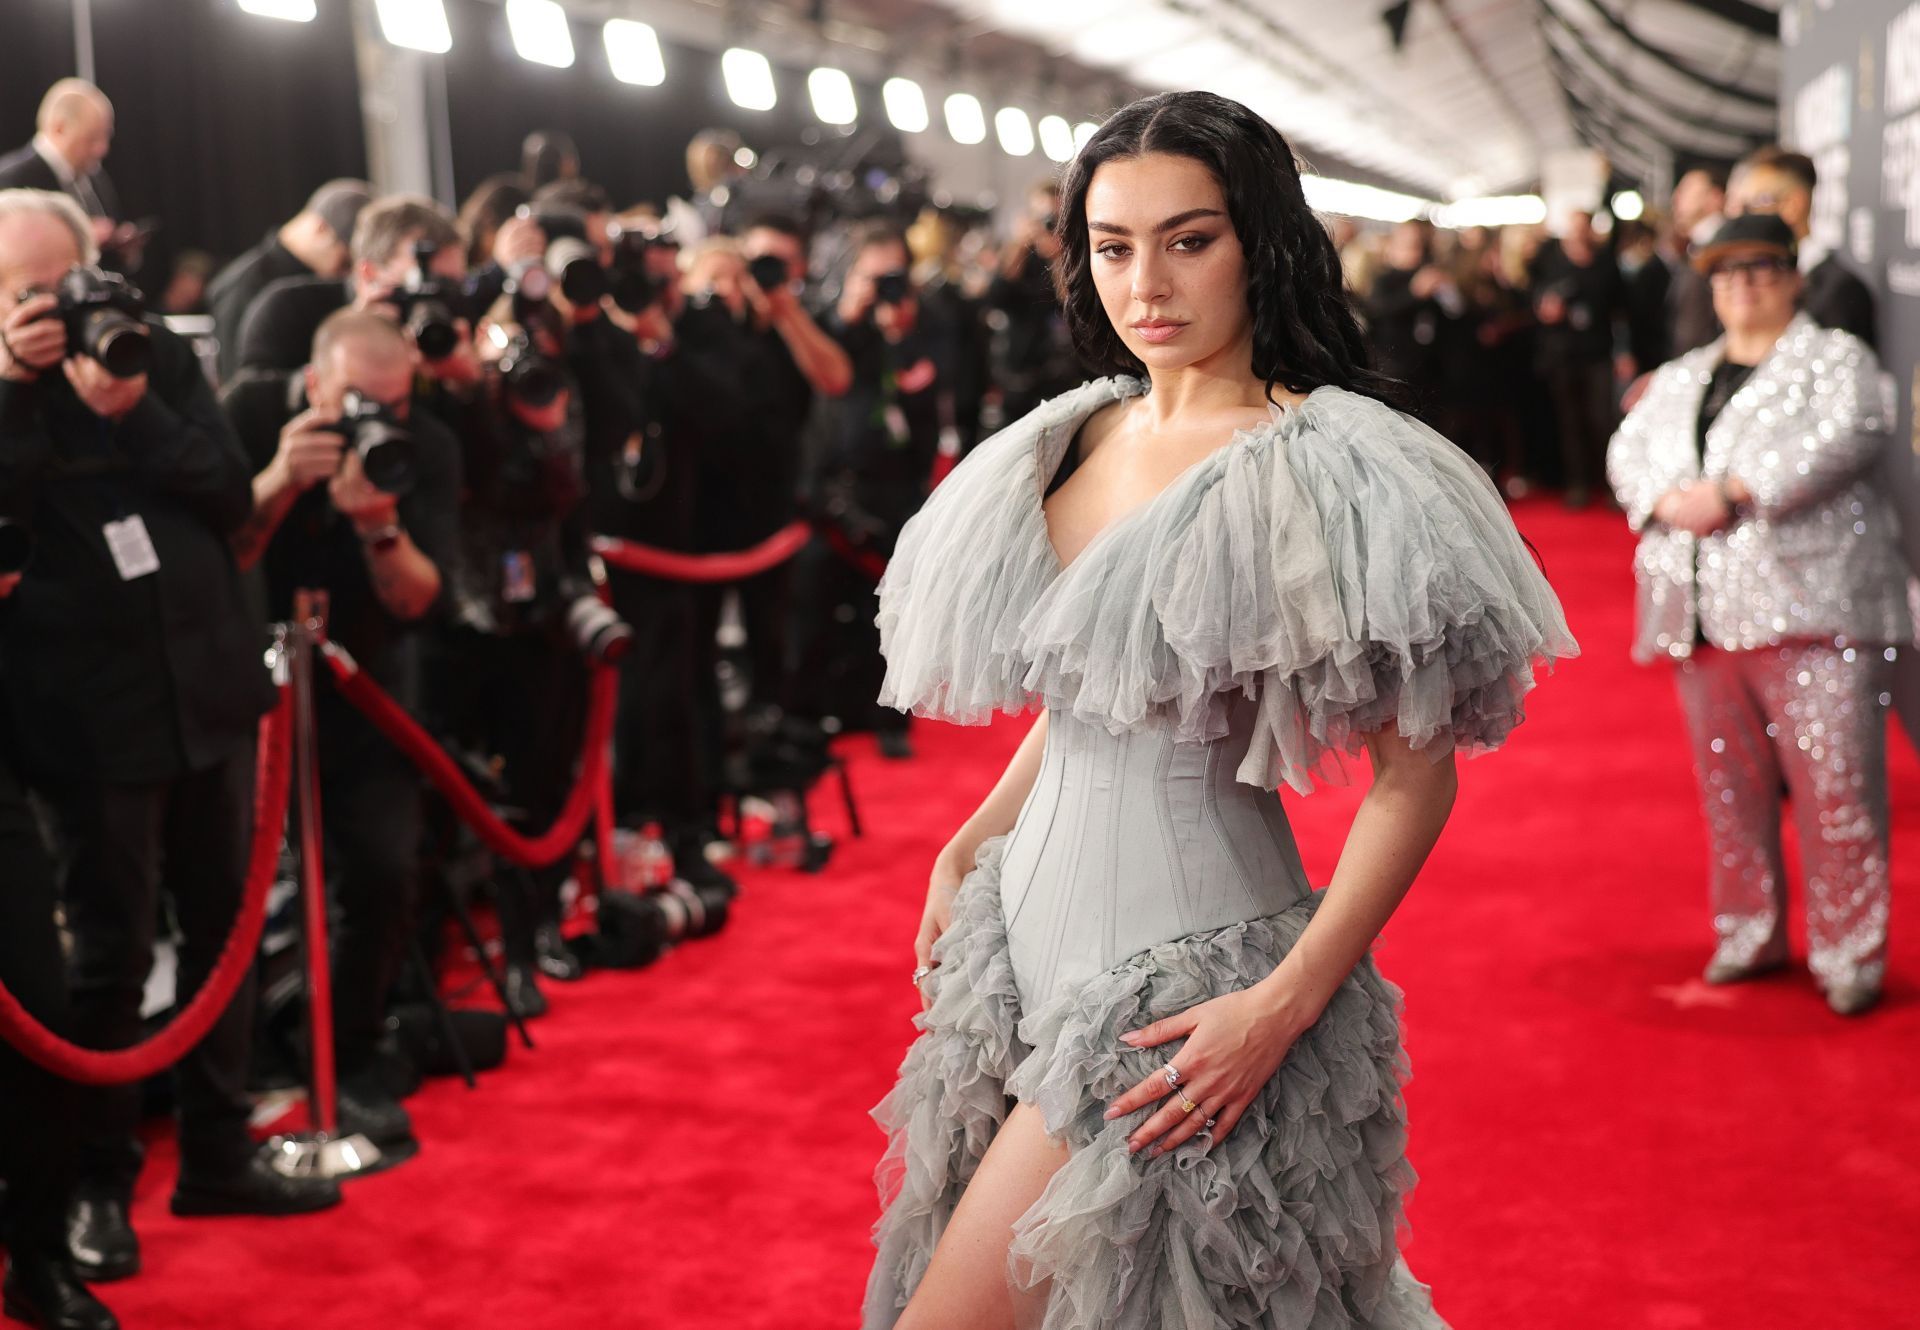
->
{"left": 440, "top": 0, "right": 898, "bottom": 212}
{"left": 5, "top": 0, "right": 367, "bottom": 282}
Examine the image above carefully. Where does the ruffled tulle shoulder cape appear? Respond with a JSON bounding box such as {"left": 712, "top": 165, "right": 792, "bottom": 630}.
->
{"left": 874, "top": 376, "right": 1577, "bottom": 794}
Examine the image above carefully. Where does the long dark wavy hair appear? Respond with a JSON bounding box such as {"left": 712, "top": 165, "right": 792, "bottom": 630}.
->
{"left": 1053, "top": 91, "right": 1399, "bottom": 408}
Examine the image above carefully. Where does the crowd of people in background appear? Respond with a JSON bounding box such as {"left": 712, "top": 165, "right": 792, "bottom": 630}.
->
{"left": 0, "top": 70, "right": 1895, "bottom": 1330}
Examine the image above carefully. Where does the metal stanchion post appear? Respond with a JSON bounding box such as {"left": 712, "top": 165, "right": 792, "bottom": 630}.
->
{"left": 264, "top": 593, "right": 405, "bottom": 1180}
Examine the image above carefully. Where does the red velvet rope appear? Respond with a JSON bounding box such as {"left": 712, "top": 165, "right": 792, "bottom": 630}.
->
{"left": 0, "top": 686, "right": 295, "bottom": 1086}
{"left": 322, "top": 644, "right": 617, "bottom": 868}
{"left": 592, "top": 520, "right": 812, "bottom": 582}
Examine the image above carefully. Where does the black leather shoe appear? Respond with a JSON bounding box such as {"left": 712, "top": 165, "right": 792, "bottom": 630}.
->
{"left": 877, "top": 729, "right": 914, "bottom": 760}
{"left": 63, "top": 1188, "right": 138, "bottom": 1283}
{"left": 3, "top": 1252, "right": 120, "bottom": 1330}
{"left": 503, "top": 964, "right": 549, "bottom": 1018}
{"left": 170, "top": 1155, "right": 342, "bottom": 1218}
{"left": 335, "top": 1080, "right": 416, "bottom": 1150}
{"left": 532, "top": 922, "right": 585, "bottom": 982}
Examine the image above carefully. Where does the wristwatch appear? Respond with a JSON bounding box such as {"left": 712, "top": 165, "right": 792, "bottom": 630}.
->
{"left": 357, "top": 522, "right": 403, "bottom": 554}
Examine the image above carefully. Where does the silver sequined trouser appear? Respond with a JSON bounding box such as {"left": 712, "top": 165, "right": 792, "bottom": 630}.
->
{"left": 1673, "top": 642, "right": 1893, "bottom": 990}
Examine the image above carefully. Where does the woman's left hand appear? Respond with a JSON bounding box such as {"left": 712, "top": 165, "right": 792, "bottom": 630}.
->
{"left": 1102, "top": 987, "right": 1311, "bottom": 1157}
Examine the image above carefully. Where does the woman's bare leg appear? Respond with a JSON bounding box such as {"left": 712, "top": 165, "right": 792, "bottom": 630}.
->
{"left": 895, "top": 1102, "right": 1068, "bottom": 1330}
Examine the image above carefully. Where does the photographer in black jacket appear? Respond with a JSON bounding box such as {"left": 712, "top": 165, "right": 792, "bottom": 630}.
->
{"left": 562, "top": 205, "right": 750, "bottom": 886}
{"left": 787, "top": 222, "right": 944, "bottom": 758}
{"left": 205, "top": 179, "right": 371, "bottom": 382}
{"left": 223, "top": 307, "right": 460, "bottom": 1155}
{"left": 425, "top": 286, "right": 628, "bottom": 1009}
{"left": 0, "top": 189, "right": 339, "bottom": 1297}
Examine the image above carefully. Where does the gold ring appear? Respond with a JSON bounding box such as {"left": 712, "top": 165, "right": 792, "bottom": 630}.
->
{"left": 1177, "top": 1091, "right": 1197, "bottom": 1113}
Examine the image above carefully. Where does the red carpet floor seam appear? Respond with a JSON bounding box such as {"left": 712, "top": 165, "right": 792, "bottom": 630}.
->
{"left": 94, "top": 500, "right": 1920, "bottom": 1329}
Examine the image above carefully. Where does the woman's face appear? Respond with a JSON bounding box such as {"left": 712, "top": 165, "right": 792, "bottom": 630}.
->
{"left": 1084, "top": 152, "right": 1251, "bottom": 373}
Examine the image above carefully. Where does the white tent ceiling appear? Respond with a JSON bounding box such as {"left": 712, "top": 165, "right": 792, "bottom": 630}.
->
{"left": 539, "top": 0, "right": 1785, "bottom": 198}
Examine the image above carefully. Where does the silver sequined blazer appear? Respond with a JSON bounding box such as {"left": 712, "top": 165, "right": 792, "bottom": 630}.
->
{"left": 1606, "top": 312, "right": 1908, "bottom": 663}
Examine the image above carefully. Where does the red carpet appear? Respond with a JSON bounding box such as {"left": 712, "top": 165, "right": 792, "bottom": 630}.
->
{"left": 104, "top": 500, "right": 1920, "bottom": 1329}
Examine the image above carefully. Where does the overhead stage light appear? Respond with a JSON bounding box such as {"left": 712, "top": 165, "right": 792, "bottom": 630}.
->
{"left": 723, "top": 47, "right": 777, "bottom": 111}
{"left": 883, "top": 77, "right": 929, "bottom": 133}
{"left": 603, "top": 20, "right": 665, "bottom": 86}
{"left": 374, "top": 0, "right": 451, "bottom": 53}
{"left": 237, "top": 0, "right": 316, "bottom": 21}
{"left": 506, "top": 0, "right": 574, "bottom": 69}
{"left": 944, "top": 93, "right": 986, "bottom": 145}
{"left": 995, "top": 107, "right": 1034, "bottom": 156}
{"left": 1038, "top": 115, "right": 1075, "bottom": 162}
{"left": 809, "top": 67, "right": 858, "bottom": 125}
{"left": 1429, "top": 194, "right": 1547, "bottom": 229}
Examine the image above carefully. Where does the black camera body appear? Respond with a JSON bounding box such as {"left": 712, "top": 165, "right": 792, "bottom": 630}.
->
{"left": 747, "top": 253, "right": 790, "bottom": 294}
{"left": 391, "top": 242, "right": 462, "bottom": 361}
{"left": 873, "top": 269, "right": 911, "bottom": 307}
{"left": 337, "top": 390, "right": 416, "bottom": 496}
{"left": 52, "top": 265, "right": 151, "bottom": 379}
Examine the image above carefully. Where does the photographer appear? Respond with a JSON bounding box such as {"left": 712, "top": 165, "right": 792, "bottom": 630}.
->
{"left": 788, "top": 223, "right": 944, "bottom": 757}
{"left": 229, "top": 194, "right": 472, "bottom": 384}
{"left": 206, "top": 178, "right": 371, "bottom": 382}
{"left": 424, "top": 293, "right": 623, "bottom": 1009}
{"left": 561, "top": 206, "right": 750, "bottom": 886}
{"left": 0, "top": 189, "right": 339, "bottom": 1287}
{"left": 680, "top": 219, "right": 849, "bottom": 724}
{"left": 985, "top": 180, "right": 1078, "bottom": 425}
{"left": 222, "top": 308, "right": 461, "bottom": 1152}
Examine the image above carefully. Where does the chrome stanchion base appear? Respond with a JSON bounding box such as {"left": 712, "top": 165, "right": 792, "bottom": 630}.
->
{"left": 262, "top": 1129, "right": 419, "bottom": 1181}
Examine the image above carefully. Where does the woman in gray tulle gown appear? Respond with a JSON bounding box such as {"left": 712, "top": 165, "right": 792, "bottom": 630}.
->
{"left": 860, "top": 91, "right": 1578, "bottom": 1330}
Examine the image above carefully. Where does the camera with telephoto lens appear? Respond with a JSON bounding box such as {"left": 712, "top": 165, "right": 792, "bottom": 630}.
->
{"left": 337, "top": 389, "right": 415, "bottom": 496}
{"left": 565, "top": 595, "right": 633, "bottom": 665}
{"left": 49, "top": 265, "right": 151, "bottom": 378}
{"left": 0, "top": 517, "right": 32, "bottom": 576}
{"left": 388, "top": 242, "right": 461, "bottom": 361}
{"left": 873, "top": 269, "right": 910, "bottom": 307}
{"left": 746, "top": 253, "right": 790, "bottom": 294}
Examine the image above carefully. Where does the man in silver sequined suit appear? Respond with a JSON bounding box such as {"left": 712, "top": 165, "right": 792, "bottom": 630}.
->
{"left": 1606, "top": 214, "right": 1906, "bottom": 1016}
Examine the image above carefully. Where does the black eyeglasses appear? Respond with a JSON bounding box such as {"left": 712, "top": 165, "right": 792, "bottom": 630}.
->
{"left": 1709, "top": 256, "right": 1792, "bottom": 286}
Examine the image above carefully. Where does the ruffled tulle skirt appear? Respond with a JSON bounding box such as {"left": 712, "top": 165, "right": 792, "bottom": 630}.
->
{"left": 862, "top": 835, "right": 1451, "bottom": 1329}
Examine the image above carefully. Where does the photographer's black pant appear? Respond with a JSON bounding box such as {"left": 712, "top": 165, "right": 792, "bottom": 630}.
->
{"left": 0, "top": 749, "right": 79, "bottom": 1259}
{"left": 425, "top": 629, "right": 584, "bottom": 960}
{"left": 607, "top": 570, "right": 713, "bottom": 834}
{"left": 690, "top": 562, "right": 793, "bottom": 798}
{"left": 782, "top": 534, "right": 906, "bottom": 737}
{"left": 315, "top": 694, "right": 423, "bottom": 1080}
{"left": 47, "top": 747, "right": 258, "bottom": 1191}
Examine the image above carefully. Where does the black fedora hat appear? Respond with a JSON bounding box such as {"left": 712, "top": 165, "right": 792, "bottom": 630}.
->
{"left": 1691, "top": 213, "right": 1797, "bottom": 275}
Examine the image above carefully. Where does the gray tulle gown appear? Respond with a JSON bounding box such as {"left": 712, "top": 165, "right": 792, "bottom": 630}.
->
{"left": 861, "top": 377, "right": 1577, "bottom": 1328}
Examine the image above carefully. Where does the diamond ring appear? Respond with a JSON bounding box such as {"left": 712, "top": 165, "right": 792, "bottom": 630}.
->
{"left": 1162, "top": 1064, "right": 1183, "bottom": 1089}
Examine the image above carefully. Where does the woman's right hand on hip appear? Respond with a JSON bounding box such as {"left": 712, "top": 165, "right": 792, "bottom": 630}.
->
{"left": 913, "top": 850, "right": 970, "bottom": 1010}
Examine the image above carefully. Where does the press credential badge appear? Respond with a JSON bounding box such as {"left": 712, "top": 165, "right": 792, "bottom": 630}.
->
{"left": 103, "top": 515, "right": 160, "bottom": 581}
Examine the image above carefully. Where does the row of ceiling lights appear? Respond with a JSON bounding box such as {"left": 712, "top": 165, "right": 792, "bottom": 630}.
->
{"left": 239, "top": 0, "right": 1100, "bottom": 163}
{"left": 236, "top": 0, "right": 1591, "bottom": 225}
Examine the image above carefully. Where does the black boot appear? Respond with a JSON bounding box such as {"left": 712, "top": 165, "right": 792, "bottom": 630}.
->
{"left": 63, "top": 1186, "right": 137, "bottom": 1283}
{"left": 170, "top": 1152, "right": 342, "bottom": 1218}
{"left": 3, "top": 1251, "right": 119, "bottom": 1330}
